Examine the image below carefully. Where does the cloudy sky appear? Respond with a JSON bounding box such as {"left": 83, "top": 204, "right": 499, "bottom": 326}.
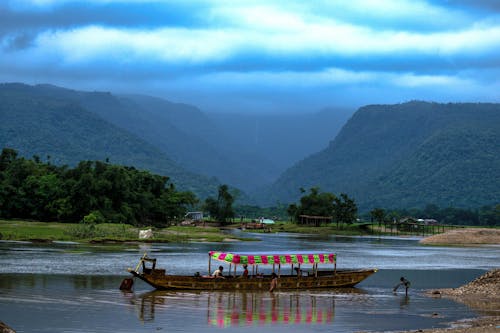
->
{"left": 1, "top": 0, "right": 499, "bottom": 113}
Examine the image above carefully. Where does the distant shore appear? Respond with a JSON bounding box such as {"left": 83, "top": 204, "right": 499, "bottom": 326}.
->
{"left": 419, "top": 228, "right": 500, "bottom": 246}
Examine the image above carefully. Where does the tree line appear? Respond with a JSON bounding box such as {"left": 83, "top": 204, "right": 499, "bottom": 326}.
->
{"left": 0, "top": 148, "right": 196, "bottom": 226}
{"left": 368, "top": 204, "right": 499, "bottom": 226}
{"left": 1, "top": 148, "right": 497, "bottom": 227}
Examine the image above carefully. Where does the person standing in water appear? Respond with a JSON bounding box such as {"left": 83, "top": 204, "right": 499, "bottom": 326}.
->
{"left": 393, "top": 277, "right": 410, "bottom": 295}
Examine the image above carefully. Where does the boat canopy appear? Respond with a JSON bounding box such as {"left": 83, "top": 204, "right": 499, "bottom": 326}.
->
{"left": 209, "top": 251, "right": 336, "bottom": 265}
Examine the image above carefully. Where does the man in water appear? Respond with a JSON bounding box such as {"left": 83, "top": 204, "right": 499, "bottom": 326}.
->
{"left": 393, "top": 276, "right": 410, "bottom": 295}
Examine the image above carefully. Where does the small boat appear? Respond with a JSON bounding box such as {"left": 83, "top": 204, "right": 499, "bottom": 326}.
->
{"left": 128, "top": 251, "right": 377, "bottom": 291}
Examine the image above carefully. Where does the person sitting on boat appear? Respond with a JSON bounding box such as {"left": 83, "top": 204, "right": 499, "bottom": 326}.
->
{"left": 212, "top": 266, "right": 225, "bottom": 278}
{"left": 269, "top": 272, "right": 278, "bottom": 292}
{"left": 241, "top": 264, "right": 249, "bottom": 278}
{"left": 294, "top": 267, "right": 303, "bottom": 277}
{"left": 393, "top": 276, "right": 410, "bottom": 295}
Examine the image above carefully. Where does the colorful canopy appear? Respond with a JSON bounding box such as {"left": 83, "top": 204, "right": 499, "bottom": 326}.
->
{"left": 209, "top": 251, "right": 336, "bottom": 265}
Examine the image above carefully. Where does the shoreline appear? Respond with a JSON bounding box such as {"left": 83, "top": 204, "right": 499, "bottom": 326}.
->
{"left": 381, "top": 269, "right": 500, "bottom": 333}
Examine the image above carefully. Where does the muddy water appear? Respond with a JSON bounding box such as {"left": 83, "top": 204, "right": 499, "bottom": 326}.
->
{"left": 0, "top": 233, "right": 498, "bottom": 332}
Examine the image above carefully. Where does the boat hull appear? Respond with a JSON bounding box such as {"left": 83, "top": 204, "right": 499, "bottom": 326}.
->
{"left": 130, "top": 269, "right": 377, "bottom": 291}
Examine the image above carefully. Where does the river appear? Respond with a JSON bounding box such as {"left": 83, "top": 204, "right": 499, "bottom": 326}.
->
{"left": 0, "top": 231, "right": 498, "bottom": 332}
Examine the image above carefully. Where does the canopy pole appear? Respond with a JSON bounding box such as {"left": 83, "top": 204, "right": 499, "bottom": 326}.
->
{"left": 208, "top": 254, "right": 211, "bottom": 276}
{"left": 278, "top": 264, "right": 281, "bottom": 277}
{"left": 273, "top": 263, "right": 275, "bottom": 273}
{"left": 291, "top": 264, "right": 294, "bottom": 275}
{"left": 234, "top": 264, "right": 236, "bottom": 277}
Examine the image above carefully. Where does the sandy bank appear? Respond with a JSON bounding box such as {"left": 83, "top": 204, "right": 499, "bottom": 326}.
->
{"left": 419, "top": 228, "right": 500, "bottom": 246}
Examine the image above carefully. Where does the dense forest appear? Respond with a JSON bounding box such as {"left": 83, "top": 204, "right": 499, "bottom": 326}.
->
{"left": 0, "top": 148, "right": 196, "bottom": 226}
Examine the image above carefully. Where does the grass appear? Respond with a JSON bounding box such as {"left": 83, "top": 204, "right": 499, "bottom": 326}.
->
{"left": 0, "top": 219, "right": 254, "bottom": 243}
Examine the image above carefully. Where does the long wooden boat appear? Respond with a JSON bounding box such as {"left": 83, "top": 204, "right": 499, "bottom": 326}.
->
{"left": 128, "top": 251, "right": 377, "bottom": 291}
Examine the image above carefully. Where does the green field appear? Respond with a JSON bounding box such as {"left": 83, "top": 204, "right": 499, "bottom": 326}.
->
{"left": 0, "top": 220, "right": 254, "bottom": 243}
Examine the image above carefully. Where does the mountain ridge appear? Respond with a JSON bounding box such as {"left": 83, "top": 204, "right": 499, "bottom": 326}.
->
{"left": 262, "top": 101, "right": 500, "bottom": 210}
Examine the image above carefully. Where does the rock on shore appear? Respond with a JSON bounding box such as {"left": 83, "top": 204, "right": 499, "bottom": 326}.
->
{"left": 0, "top": 321, "right": 16, "bottom": 333}
{"left": 435, "top": 268, "right": 500, "bottom": 298}
{"left": 420, "top": 228, "right": 500, "bottom": 246}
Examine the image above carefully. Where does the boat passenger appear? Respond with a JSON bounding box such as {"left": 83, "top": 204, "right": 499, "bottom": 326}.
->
{"left": 269, "top": 273, "right": 278, "bottom": 292}
{"left": 241, "top": 265, "right": 249, "bottom": 278}
{"left": 212, "top": 266, "right": 225, "bottom": 278}
{"left": 294, "top": 267, "right": 303, "bottom": 277}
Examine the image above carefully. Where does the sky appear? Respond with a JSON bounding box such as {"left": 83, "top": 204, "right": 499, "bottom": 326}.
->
{"left": 1, "top": 0, "right": 499, "bottom": 113}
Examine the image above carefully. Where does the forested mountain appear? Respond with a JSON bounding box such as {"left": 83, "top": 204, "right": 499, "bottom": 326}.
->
{"left": 262, "top": 102, "right": 500, "bottom": 211}
{"left": 0, "top": 83, "right": 220, "bottom": 198}
{"left": 0, "top": 83, "right": 350, "bottom": 194}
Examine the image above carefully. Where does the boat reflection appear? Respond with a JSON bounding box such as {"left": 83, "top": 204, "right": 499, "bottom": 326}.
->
{"left": 207, "top": 292, "right": 335, "bottom": 327}
{"left": 129, "top": 289, "right": 365, "bottom": 327}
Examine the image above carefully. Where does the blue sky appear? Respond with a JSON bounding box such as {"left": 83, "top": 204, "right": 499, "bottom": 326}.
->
{"left": 1, "top": 0, "right": 499, "bottom": 113}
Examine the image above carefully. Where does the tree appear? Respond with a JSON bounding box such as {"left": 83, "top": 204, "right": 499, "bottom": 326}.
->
{"left": 291, "top": 187, "right": 336, "bottom": 225}
{"left": 204, "top": 185, "right": 235, "bottom": 224}
{"left": 332, "top": 193, "right": 358, "bottom": 227}
{"left": 370, "top": 208, "right": 385, "bottom": 226}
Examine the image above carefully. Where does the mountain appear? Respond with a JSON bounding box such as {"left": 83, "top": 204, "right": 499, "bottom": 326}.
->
{"left": 0, "top": 82, "right": 352, "bottom": 195}
{"left": 208, "top": 108, "right": 352, "bottom": 172}
{"left": 0, "top": 83, "right": 220, "bottom": 198}
{"left": 119, "top": 94, "right": 280, "bottom": 191}
{"left": 262, "top": 102, "right": 500, "bottom": 210}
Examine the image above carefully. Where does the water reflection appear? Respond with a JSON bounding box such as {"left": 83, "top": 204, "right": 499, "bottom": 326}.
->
{"left": 207, "top": 292, "right": 335, "bottom": 327}
{"left": 130, "top": 290, "right": 375, "bottom": 327}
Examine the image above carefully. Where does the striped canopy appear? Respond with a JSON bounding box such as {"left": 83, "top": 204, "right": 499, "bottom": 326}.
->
{"left": 209, "top": 251, "right": 336, "bottom": 265}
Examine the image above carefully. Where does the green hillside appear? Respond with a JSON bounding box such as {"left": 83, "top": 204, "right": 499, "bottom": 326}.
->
{"left": 0, "top": 83, "right": 219, "bottom": 198}
{"left": 263, "top": 102, "right": 500, "bottom": 210}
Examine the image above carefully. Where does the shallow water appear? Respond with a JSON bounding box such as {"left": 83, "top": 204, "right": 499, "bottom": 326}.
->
{"left": 0, "top": 232, "right": 498, "bottom": 332}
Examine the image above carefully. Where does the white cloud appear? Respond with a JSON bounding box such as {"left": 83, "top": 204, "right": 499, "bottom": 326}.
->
{"left": 28, "top": 18, "right": 500, "bottom": 66}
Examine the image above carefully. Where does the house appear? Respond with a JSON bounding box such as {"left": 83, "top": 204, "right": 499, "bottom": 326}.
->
{"left": 184, "top": 211, "right": 203, "bottom": 222}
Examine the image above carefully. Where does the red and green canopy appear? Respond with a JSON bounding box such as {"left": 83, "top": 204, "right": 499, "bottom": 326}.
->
{"left": 209, "top": 251, "right": 336, "bottom": 265}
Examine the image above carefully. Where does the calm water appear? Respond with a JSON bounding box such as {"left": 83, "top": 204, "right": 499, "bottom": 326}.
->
{"left": 1, "top": 232, "right": 498, "bottom": 332}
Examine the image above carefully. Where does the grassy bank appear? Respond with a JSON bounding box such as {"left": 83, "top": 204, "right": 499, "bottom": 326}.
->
{"left": 0, "top": 220, "right": 254, "bottom": 243}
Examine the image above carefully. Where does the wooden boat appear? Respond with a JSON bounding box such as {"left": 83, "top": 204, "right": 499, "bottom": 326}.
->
{"left": 128, "top": 251, "right": 377, "bottom": 291}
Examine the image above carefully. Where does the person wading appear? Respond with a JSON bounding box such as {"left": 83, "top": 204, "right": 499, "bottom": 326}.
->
{"left": 393, "top": 277, "right": 411, "bottom": 295}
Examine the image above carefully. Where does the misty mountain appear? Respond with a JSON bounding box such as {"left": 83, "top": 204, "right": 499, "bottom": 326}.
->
{"left": 262, "top": 102, "right": 500, "bottom": 210}
{"left": 208, "top": 108, "right": 352, "bottom": 171}
{"left": 118, "top": 94, "right": 280, "bottom": 191}
{"left": 0, "top": 83, "right": 220, "bottom": 198}
{"left": 0, "top": 82, "right": 352, "bottom": 195}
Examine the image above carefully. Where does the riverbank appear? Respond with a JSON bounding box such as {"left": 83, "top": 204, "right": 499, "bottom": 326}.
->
{"left": 419, "top": 228, "right": 500, "bottom": 246}
{"left": 0, "top": 220, "right": 253, "bottom": 243}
